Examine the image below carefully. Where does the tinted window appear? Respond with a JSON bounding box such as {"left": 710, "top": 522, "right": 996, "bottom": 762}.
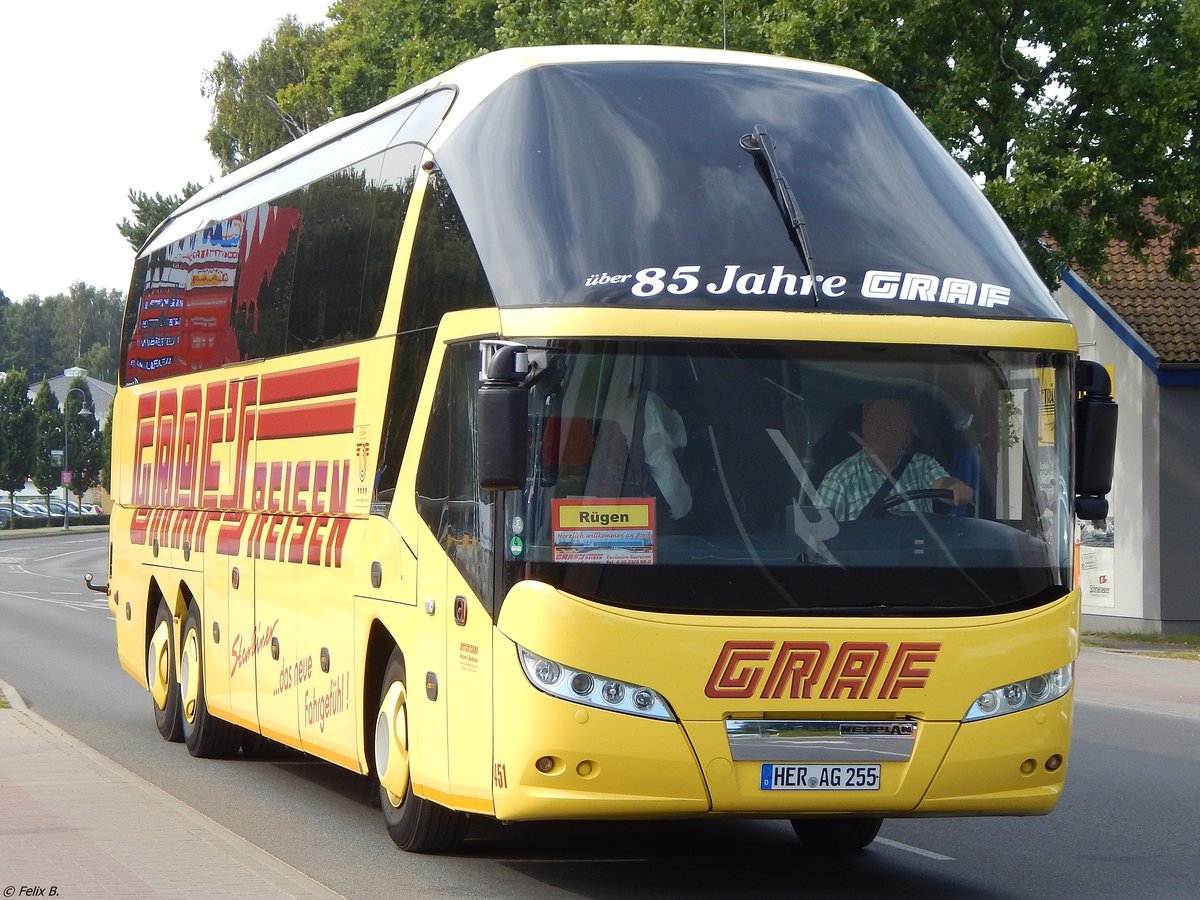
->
{"left": 398, "top": 171, "right": 494, "bottom": 335}
{"left": 122, "top": 96, "right": 447, "bottom": 386}
{"left": 374, "top": 329, "right": 436, "bottom": 509}
{"left": 285, "top": 144, "right": 423, "bottom": 353}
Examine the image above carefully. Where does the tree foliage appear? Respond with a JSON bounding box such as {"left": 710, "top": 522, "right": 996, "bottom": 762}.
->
{"left": 118, "top": 183, "right": 204, "bottom": 251}
{"left": 63, "top": 378, "right": 102, "bottom": 504}
{"left": 0, "top": 370, "right": 36, "bottom": 510}
{"left": 28, "top": 379, "right": 63, "bottom": 514}
{"left": 203, "top": 16, "right": 332, "bottom": 173}
{"left": 0, "top": 282, "right": 124, "bottom": 383}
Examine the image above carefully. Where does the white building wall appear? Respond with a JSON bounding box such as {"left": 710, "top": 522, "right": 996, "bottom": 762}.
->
{"left": 1055, "top": 282, "right": 1161, "bottom": 630}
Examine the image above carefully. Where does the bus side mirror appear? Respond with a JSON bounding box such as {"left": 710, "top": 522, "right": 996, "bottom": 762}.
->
{"left": 1075, "top": 360, "right": 1117, "bottom": 520}
{"left": 477, "top": 343, "right": 530, "bottom": 492}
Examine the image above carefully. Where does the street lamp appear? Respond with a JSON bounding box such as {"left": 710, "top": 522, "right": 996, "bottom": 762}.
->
{"left": 63, "top": 387, "right": 93, "bottom": 531}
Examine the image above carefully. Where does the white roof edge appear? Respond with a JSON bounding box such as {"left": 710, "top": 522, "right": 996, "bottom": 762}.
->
{"left": 451, "top": 44, "right": 875, "bottom": 81}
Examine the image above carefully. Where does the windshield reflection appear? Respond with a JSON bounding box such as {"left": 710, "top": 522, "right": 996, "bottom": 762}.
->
{"left": 502, "top": 340, "right": 1072, "bottom": 616}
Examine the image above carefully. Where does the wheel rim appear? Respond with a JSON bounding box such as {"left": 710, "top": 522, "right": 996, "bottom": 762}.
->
{"left": 180, "top": 626, "right": 201, "bottom": 725}
{"left": 375, "top": 681, "right": 409, "bottom": 807}
{"left": 148, "top": 619, "right": 171, "bottom": 709}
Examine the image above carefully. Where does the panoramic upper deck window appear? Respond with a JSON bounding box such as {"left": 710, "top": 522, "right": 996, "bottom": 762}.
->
{"left": 437, "top": 62, "right": 1061, "bottom": 321}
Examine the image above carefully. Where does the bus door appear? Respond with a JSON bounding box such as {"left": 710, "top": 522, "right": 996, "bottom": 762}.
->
{"left": 211, "top": 376, "right": 265, "bottom": 733}
{"left": 413, "top": 341, "right": 498, "bottom": 806}
{"left": 295, "top": 518, "right": 358, "bottom": 767}
{"left": 200, "top": 538, "right": 235, "bottom": 722}
{"left": 251, "top": 552, "right": 299, "bottom": 746}
{"left": 413, "top": 509, "right": 496, "bottom": 805}
{"left": 443, "top": 528, "right": 496, "bottom": 803}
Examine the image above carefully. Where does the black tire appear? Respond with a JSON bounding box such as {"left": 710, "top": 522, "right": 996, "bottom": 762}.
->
{"left": 376, "top": 649, "right": 468, "bottom": 852}
{"left": 791, "top": 817, "right": 883, "bottom": 852}
{"left": 179, "top": 603, "right": 244, "bottom": 759}
{"left": 150, "top": 600, "right": 183, "bottom": 742}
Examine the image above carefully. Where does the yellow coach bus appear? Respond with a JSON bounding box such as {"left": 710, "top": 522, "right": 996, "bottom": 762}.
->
{"left": 104, "top": 45, "right": 1117, "bottom": 853}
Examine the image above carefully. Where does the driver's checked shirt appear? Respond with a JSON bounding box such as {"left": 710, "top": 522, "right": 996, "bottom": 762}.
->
{"left": 815, "top": 451, "right": 949, "bottom": 521}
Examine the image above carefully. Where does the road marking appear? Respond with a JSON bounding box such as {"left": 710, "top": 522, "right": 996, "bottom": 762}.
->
{"left": 35, "top": 546, "right": 103, "bottom": 563}
{"left": 876, "top": 837, "right": 955, "bottom": 860}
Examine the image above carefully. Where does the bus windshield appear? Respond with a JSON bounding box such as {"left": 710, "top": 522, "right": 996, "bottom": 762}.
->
{"left": 503, "top": 340, "right": 1073, "bottom": 616}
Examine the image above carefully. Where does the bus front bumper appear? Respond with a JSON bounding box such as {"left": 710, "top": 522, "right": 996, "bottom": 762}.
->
{"left": 490, "top": 687, "right": 1072, "bottom": 821}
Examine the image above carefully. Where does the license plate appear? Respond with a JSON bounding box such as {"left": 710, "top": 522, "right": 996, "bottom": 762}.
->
{"left": 760, "top": 763, "right": 881, "bottom": 791}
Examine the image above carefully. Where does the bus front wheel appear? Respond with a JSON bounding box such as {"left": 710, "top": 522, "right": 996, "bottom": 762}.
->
{"left": 375, "top": 648, "right": 468, "bottom": 852}
{"left": 149, "top": 600, "right": 183, "bottom": 742}
{"left": 791, "top": 817, "right": 883, "bottom": 852}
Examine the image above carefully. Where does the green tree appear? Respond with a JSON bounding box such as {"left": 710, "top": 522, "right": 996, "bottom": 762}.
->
{"left": 0, "top": 290, "right": 11, "bottom": 371}
{"left": 0, "top": 370, "right": 37, "bottom": 524}
{"left": 4, "top": 298, "right": 55, "bottom": 381}
{"left": 79, "top": 343, "right": 117, "bottom": 385}
{"left": 63, "top": 378, "right": 102, "bottom": 508}
{"left": 29, "top": 380, "right": 63, "bottom": 523}
{"left": 118, "top": 183, "right": 204, "bottom": 251}
{"left": 0, "top": 283, "right": 124, "bottom": 385}
{"left": 313, "top": 0, "right": 499, "bottom": 114}
{"left": 207, "top": 1, "right": 502, "bottom": 170}
{"left": 204, "top": 16, "right": 332, "bottom": 173}
{"left": 100, "top": 400, "right": 114, "bottom": 496}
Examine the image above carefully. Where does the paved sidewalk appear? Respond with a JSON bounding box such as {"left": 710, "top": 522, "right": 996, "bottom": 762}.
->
{"left": 0, "top": 681, "right": 343, "bottom": 900}
{"left": 1074, "top": 645, "right": 1200, "bottom": 720}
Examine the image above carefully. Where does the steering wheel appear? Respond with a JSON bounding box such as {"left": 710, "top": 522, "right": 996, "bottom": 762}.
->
{"left": 873, "top": 487, "right": 956, "bottom": 516}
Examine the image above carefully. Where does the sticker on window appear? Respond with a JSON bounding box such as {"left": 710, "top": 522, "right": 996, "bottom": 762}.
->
{"left": 552, "top": 498, "right": 656, "bottom": 565}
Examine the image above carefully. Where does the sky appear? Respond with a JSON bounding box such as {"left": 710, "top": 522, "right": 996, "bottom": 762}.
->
{"left": 0, "top": 1, "right": 334, "bottom": 302}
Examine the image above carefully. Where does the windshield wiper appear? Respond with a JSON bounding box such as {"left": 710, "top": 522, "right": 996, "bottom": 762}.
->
{"left": 739, "top": 126, "right": 819, "bottom": 296}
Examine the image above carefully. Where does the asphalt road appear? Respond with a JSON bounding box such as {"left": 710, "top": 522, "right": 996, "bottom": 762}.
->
{"left": 2, "top": 530, "right": 1198, "bottom": 899}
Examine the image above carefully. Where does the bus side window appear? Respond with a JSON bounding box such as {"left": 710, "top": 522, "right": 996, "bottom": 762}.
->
{"left": 286, "top": 143, "right": 425, "bottom": 353}
{"left": 415, "top": 343, "right": 496, "bottom": 612}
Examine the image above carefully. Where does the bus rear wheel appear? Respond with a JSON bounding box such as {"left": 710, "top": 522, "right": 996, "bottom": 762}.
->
{"left": 375, "top": 648, "right": 468, "bottom": 852}
{"left": 790, "top": 817, "right": 883, "bottom": 852}
{"left": 179, "top": 603, "right": 243, "bottom": 758}
{"left": 149, "top": 600, "right": 183, "bottom": 742}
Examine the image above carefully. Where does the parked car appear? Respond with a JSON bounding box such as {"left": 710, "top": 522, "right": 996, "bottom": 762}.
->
{"left": 14, "top": 502, "right": 45, "bottom": 518}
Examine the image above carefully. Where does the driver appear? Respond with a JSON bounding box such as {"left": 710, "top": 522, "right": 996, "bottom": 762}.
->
{"left": 816, "top": 397, "right": 973, "bottom": 521}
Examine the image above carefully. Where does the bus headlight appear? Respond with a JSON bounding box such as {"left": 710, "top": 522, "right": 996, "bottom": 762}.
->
{"left": 518, "top": 646, "right": 676, "bottom": 721}
{"left": 963, "top": 664, "right": 1073, "bottom": 722}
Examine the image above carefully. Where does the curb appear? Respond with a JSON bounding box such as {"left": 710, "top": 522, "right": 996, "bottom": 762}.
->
{"left": 0, "top": 524, "right": 109, "bottom": 540}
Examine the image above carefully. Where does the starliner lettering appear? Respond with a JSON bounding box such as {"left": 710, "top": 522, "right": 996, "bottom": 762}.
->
{"left": 705, "top": 640, "right": 941, "bottom": 701}
{"left": 230, "top": 618, "right": 278, "bottom": 678}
